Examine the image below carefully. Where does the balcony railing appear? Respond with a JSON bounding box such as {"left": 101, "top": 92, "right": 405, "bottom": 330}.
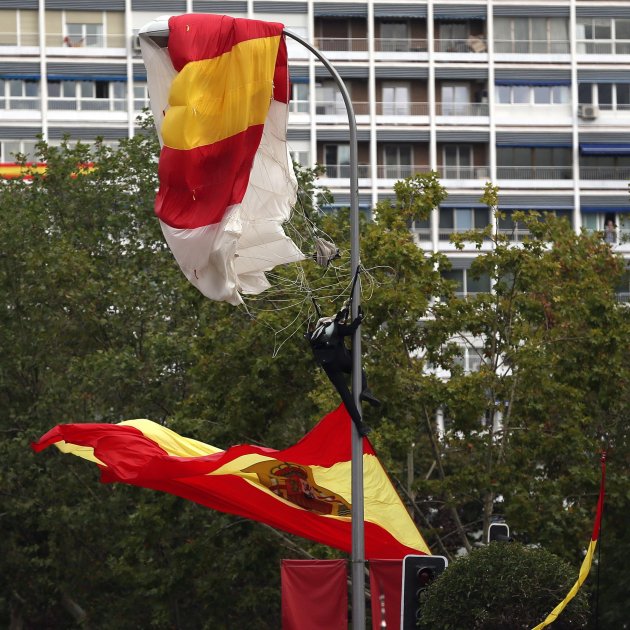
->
{"left": 322, "top": 164, "right": 370, "bottom": 178}
{"left": 434, "top": 37, "right": 487, "bottom": 53}
{"left": 48, "top": 97, "right": 127, "bottom": 112}
{"left": 498, "top": 227, "right": 531, "bottom": 242}
{"left": 436, "top": 102, "right": 488, "bottom": 116}
{"left": 438, "top": 166, "right": 490, "bottom": 179}
{"left": 496, "top": 166, "right": 572, "bottom": 179}
{"left": 315, "top": 100, "right": 369, "bottom": 115}
{"left": 439, "top": 227, "right": 491, "bottom": 240}
{"left": 0, "top": 97, "right": 40, "bottom": 110}
{"left": 377, "top": 164, "right": 430, "bottom": 179}
{"left": 45, "top": 33, "right": 126, "bottom": 48}
{"left": 576, "top": 40, "right": 630, "bottom": 54}
{"left": 0, "top": 32, "right": 39, "bottom": 46}
{"left": 313, "top": 37, "right": 368, "bottom": 52}
{"left": 376, "top": 101, "right": 428, "bottom": 116}
{"left": 580, "top": 166, "right": 630, "bottom": 180}
{"left": 374, "top": 38, "right": 427, "bottom": 52}
{"left": 616, "top": 292, "right": 630, "bottom": 303}
{"left": 494, "top": 39, "right": 570, "bottom": 54}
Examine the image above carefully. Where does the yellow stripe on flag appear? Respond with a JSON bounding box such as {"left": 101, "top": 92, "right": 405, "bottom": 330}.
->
{"left": 162, "top": 35, "right": 281, "bottom": 151}
{"left": 531, "top": 539, "right": 597, "bottom": 630}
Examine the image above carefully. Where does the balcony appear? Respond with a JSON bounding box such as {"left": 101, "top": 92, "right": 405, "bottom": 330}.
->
{"left": 576, "top": 40, "right": 630, "bottom": 55}
{"left": 496, "top": 166, "right": 572, "bottom": 180}
{"left": 580, "top": 166, "right": 630, "bottom": 180}
{"left": 434, "top": 37, "right": 487, "bottom": 53}
{"left": 438, "top": 166, "right": 490, "bottom": 180}
{"left": 374, "top": 37, "right": 427, "bottom": 53}
{"left": 377, "top": 164, "right": 430, "bottom": 179}
{"left": 436, "top": 102, "right": 489, "bottom": 117}
{"left": 322, "top": 164, "right": 371, "bottom": 179}
{"left": 45, "top": 32, "right": 126, "bottom": 54}
{"left": 1, "top": 97, "right": 39, "bottom": 110}
{"left": 48, "top": 97, "right": 127, "bottom": 112}
{"left": 312, "top": 37, "right": 368, "bottom": 59}
{"left": 494, "top": 39, "right": 570, "bottom": 54}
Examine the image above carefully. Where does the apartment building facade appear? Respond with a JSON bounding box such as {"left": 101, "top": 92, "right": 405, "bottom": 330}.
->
{"left": 1, "top": 0, "right": 629, "bottom": 299}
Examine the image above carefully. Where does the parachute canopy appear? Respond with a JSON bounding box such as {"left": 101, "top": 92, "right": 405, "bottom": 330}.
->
{"left": 140, "top": 14, "right": 304, "bottom": 305}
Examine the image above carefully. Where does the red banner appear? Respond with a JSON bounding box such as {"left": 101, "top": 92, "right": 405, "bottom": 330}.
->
{"left": 281, "top": 559, "right": 347, "bottom": 630}
{"left": 369, "top": 559, "right": 403, "bottom": 630}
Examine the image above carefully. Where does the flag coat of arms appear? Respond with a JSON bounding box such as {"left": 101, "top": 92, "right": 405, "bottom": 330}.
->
{"left": 33, "top": 405, "right": 429, "bottom": 560}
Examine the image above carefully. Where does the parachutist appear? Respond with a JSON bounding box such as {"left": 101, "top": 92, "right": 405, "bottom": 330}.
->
{"left": 306, "top": 305, "right": 380, "bottom": 437}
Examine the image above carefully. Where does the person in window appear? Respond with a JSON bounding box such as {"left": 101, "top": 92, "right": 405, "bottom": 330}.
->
{"left": 306, "top": 305, "right": 380, "bottom": 437}
{"left": 604, "top": 219, "right": 617, "bottom": 244}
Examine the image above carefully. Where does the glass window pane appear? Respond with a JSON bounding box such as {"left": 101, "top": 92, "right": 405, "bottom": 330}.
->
{"left": 439, "top": 208, "right": 454, "bottom": 229}
{"left": 514, "top": 18, "right": 528, "bottom": 41}
{"left": 455, "top": 208, "right": 473, "bottom": 230}
{"left": 474, "top": 208, "right": 490, "bottom": 228}
{"left": 496, "top": 85, "right": 511, "bottom": 104}
{"left": 582, "top": 214, "right": 599, "bottom": 230}
{"left": 62, "top": 80, "right": 76, "bottom": 97}
{"left": 553, "top": 86, "right": 570, "bottom": 103}
{"left": 534, "top": 86, "right": 551, "bottom": 104}
{"left": 598, "top": 83, "right": 613, "bottom": 108}
{"left": 9, "top": 80, "right": 22, "bottom": 97}
{"left": 513, "top": 85, "right": 529, "bottom": 103}
{"left": 467, "top": 272, "right": 491, "bottom": 293}
{"left": 80, "top": 81, "right": 95, "bottom": 98}
{"left": 617, "top": 84, "right": 630, "bottom": 107}
{"left": 48, "top": 80, "right": 61, "bottom": 97}
{"left": 617, "top": 19, "right": 630, "bottom": 39}
{"left": 24, "top": 80, "right": 38, "bottom": 97}
{"left": 594, "top": 19, "right": 611, "bottom": 39}
{"left": 442, "top": 269, "right": 464, "bottom": 292}
{"left": 5, "top": 141, "right": 21, "bottom": 159}
{"left": 578, "top": 83, "right": 593, "bottom": 104}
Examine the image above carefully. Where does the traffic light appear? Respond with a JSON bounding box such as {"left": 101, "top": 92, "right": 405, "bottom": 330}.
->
{"left": 401, "top": 554, "right": 448, "bottom": 630}
{"left": 488, "top": 522, "right": 511, "bottom": 543}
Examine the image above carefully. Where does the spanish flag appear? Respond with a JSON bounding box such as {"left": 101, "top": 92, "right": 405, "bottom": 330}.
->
{"left": 142, "top": 14, "right": 304, "bottom": 306}
{"left": 531, "top": 452, "right": 607, "bottom": 630}
{"left": 32, "top": 405, "right": 429, "bottom": 560}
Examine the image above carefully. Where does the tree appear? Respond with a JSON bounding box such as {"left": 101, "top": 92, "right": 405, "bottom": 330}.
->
{"left": 420, "top": 542, "right": 590, "bottom": 629}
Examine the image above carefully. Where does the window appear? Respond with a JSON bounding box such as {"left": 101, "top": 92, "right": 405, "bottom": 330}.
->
{"left": 133, "top": 82, "right": 149, "bottom": 111}
{"left": 438, "top": 21, "right": 469, "bottom": 52}
{"left": 442, "top": 267, "right": 491, "bottom": 296}
{"left": 316, "top": 81, "right": 346, "bottom": 115}
{"left": 290, "top": 83, "right": 309, "bottom": 114}
{"left": 0, "top": 79, "right": 39, "bottom": 110}
{"left": 496, "top": 147, "right": 572, "bottom": 179}
{"left": 496, "top": 84, "right": 569, "bottom": 105}
{"left": 65, "top": 22, "right": 103, "bottom": 47}
{"left": 580, "top": 155, "right": 630, "bottom": 180}
{"left": 324, "top": 144, "right": 350, "bottom": 178}
{"left": 577, "top": 18, "right": 630, "bottom": 54}
{"left": 48, "top": 79, "right": 125, "bottom": 111}
{"left": 495, "top": 17, "right": 569, "bottom": 53}
{"left": 380, "top": 22, "right": 409, "bottom": 52}
{"left": 0, "top": 139, "right": 38, "bottom": 162}
{"left": 382, "top": 82, "right": 410, "bottom": 115}
{"left": 578, "top": 83, "right": 630, "bottom": 110}
{"left": 441, "top": 83, "right": 470, "bottom": 115}
{"left": 443, "top": 145, "right": 472, "bottom": 178}
{"left": 439, "top": 207, "right": 489, "bottom": 238}
{"left": 383, "top": 144, "right": 412, "bottom": 178}
{"left": 289, "top": 150, "right": 310, "bottom": 166}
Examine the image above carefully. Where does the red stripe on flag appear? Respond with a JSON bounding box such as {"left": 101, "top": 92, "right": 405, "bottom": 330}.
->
{"left": 168, "top": 14, "right": 284, "bottom": 72}
{"left": 156, "top": 125, "right": 264, "bottom": 229}
{"left": 591, "top": 451, "right": 607, "bottom": 541}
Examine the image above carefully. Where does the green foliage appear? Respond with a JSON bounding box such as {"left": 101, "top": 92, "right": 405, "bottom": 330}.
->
{"left": 420, "top": 543, "right": 590, "bottom": 629}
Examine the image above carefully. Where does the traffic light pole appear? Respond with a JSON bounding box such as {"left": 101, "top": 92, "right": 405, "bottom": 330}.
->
{"left": 283, "top": 29, "right": 366, "bottom": 630}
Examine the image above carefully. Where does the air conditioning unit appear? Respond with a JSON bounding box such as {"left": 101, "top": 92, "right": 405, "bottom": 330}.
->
{"left": 578, "top": 104, "right": 599, "bottom": 120}
{"left": 132, "top": 31, "right": 141, "bottom": 53}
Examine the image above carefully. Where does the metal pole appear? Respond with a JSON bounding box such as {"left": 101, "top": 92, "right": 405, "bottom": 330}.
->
{"left": 139, "top": 22, "right": 366, "bottom": 625}
{"left": 284, "top": 29, "right": 365, "bottom": 630}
